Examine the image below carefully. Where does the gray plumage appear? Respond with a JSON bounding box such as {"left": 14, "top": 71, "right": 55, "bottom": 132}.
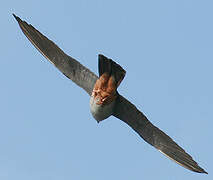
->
{"left": 13, "top": 14, "right": 207, "bottom": 174}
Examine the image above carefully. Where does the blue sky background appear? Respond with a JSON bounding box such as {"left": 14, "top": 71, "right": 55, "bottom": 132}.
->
{"left": 1, "top": 0, "right": 212, "bottom": 179}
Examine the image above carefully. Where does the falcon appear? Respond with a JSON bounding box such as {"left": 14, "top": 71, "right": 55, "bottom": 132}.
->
{"left": 13, "top": 14, "right": 207, "bottom": 174}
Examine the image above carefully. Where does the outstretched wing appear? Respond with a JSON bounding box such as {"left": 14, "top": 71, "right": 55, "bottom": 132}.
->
{"left": 13, "top": 14, "right": 98, "bottom": 95}
{"left": 113, "top": 95, "right": 207, "bottom": 174}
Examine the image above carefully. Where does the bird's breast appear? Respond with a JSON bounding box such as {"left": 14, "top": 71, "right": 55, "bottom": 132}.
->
{"left": 90, "top": 96, "right": 115, "bottom": 122}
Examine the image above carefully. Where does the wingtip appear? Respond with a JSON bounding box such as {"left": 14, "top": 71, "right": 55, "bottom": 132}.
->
{"left": 193, "top": 164, "right": 208, "bottom": 174}
{"left": 12, "top": 13, "right": 21, "bottom": 23}
{"left": 191, "top": 163, "right": 208, "bottom": 174}
{"left": 194, "top": 167, "right": 208, "bottom": 174}
{"left": 12, "top": 13, "right": 17, "bottom": 19}
{"left": 203, "top": 170, "right": 208, "bottom": 174}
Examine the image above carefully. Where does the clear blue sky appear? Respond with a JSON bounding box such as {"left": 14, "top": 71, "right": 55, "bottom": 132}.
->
{"left": 1, "top": 0, "right": 212, "bottom": 179}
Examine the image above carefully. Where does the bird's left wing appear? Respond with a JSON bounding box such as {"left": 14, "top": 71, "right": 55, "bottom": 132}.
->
{"left": 13, "top": 14, "right": 98, "bottom": 95}
{"left": 113, "top": 94, "right": 207, "bottom": 174}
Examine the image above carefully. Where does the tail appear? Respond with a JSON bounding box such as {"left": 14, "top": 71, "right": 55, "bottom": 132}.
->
{"left": 98, "top": 54, "right": 126, "bottom": 88}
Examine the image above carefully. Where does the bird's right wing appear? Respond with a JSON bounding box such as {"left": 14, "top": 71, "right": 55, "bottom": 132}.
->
{"left": 113, "top": 95, "right": 207, "bottom": 174}
{"left": 13, "top": 14, "right": 98, "bottom": 95}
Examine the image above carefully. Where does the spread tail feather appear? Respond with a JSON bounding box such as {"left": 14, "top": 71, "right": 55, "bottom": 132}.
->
{"left": 98, "top": 54, "right": 126, "bottom": 88}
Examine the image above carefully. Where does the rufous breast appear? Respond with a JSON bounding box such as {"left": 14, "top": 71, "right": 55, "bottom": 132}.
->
{"left": 90, "top": 73, "right": 117, "bottom": 122}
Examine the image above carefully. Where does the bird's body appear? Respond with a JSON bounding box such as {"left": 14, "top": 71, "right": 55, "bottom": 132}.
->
{"left": 13, "top": 14, "right": 207, "bottom": 174}
{"left": 90, "top": 55, "right": 126, "bottom": 122}
{"left": 90, "top": 96, "right": 115, "bottom": 122}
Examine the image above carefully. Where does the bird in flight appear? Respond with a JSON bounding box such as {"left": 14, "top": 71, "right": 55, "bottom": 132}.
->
{"left": 13, "top": 14, "right": 207, "bottom": 174}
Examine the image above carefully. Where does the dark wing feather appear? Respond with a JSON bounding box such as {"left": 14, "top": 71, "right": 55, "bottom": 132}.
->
{"left": 13, "top": 14, "right": 98, "bottom": 95}
{"left": 113, "top": 95, "right": 207, "bottom": 174}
